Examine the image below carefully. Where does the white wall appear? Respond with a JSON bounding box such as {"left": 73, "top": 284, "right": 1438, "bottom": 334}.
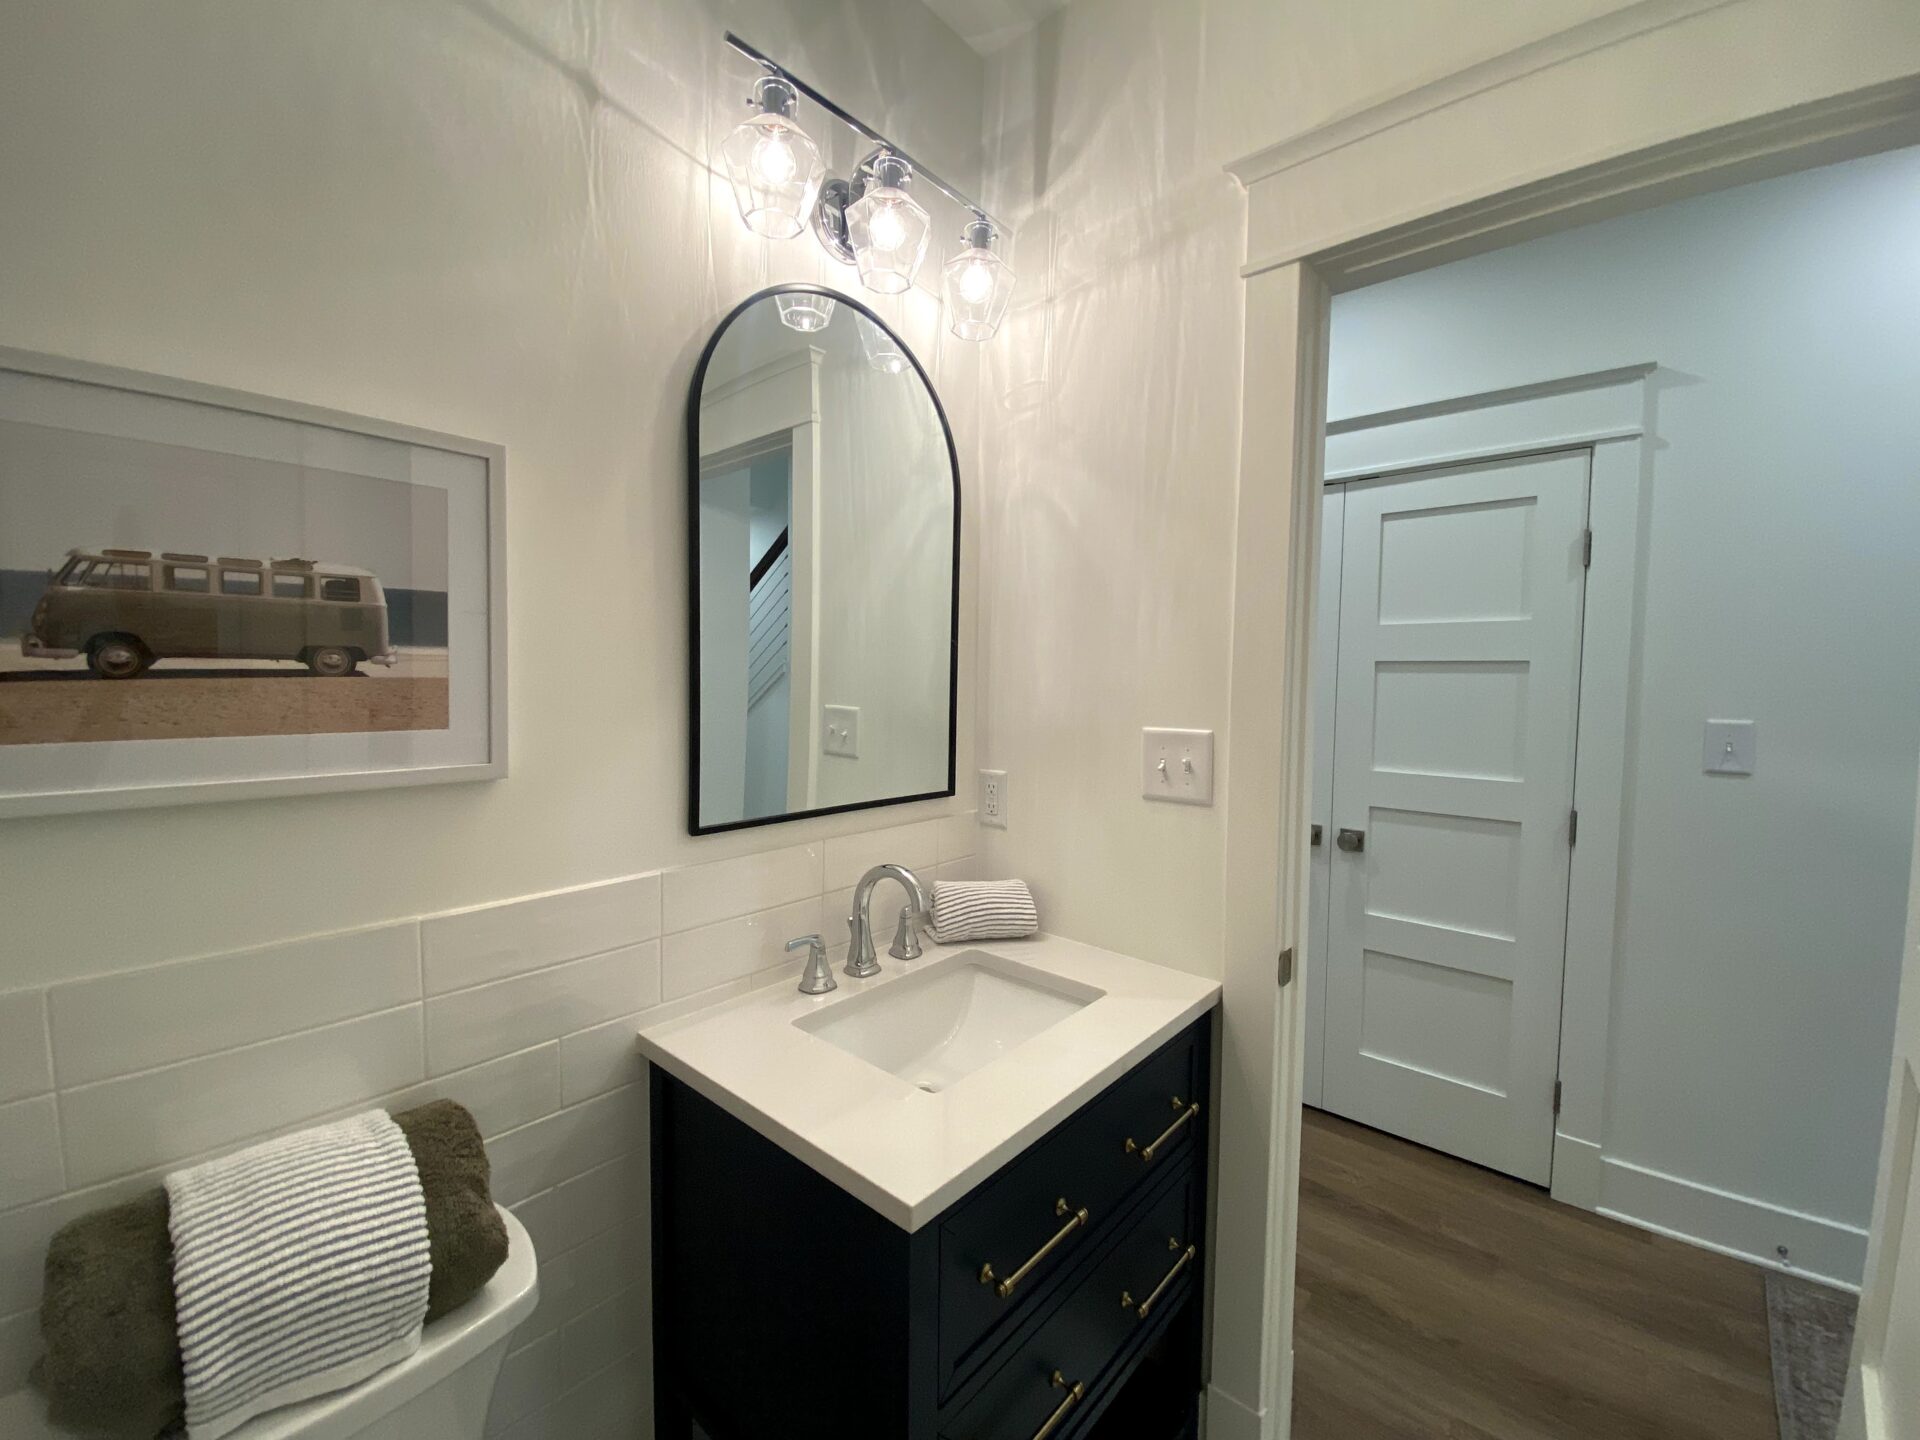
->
{"left": 974, "top": 0, "right": 1668, "bottom": 979}
{"left": 0, "top": 1, "right": 986, "bottom": 1433}
{"left": 0, "top": 0, "right": 984, "bottom": 986}
{"left": 1325, "top": 144, "right": 1920, "bottom": 1261}
{"left": 0, "top": 813, "right": 986, "bottom": 1431}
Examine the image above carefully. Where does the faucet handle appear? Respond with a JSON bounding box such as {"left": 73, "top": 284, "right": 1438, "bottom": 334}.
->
{"left": 788, "top": 934, "right": 835, "bottom": 995}
{"left": 889, "top": 906, "right": 925, "bottom": 961}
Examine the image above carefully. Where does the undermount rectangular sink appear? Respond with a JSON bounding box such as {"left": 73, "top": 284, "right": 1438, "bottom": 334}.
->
{"left": 794, "top": 951, "right": 1104, "bottom": 1092}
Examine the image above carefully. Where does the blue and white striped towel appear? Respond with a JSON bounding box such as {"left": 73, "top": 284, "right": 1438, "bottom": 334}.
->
{"left": 164, "top": 1110, "right": 432, "bottom": 1439}
{"left": 930, "top": 879, "right": 1040, "bottom": 943}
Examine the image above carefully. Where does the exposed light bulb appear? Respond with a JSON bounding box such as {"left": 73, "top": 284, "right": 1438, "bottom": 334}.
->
{"left": 943, "top": 217, "right": 1015, "bottom": 341}
{"left": 958, "top": 259, "right": 996, "bottom": 306}
{"left": 719, "top": 77, "right": 824, "bottom": 241}
{"left": 842, "top": 153, "right": 931, "bottom": 295}
{"left": 751, "top": 129, "right": 798, "bottom": 186}
{"left": 868, "top": 202, "right": 908, "bottom": 253}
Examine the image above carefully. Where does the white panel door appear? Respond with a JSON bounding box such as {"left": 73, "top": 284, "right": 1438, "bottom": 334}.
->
{"left": 1323, "top": 450, "right": 1590, "bottom": 1184}
{"left": 1839, "top": 773, "right": 1920, "bottom": 1440}
{"left": 1302, "top": 485, "right": 1346, "bottom": 1110}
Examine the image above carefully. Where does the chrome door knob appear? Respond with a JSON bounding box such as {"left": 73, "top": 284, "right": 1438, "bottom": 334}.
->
{"left": 1335, "top": 827, "right": 1366, "bottom": 853}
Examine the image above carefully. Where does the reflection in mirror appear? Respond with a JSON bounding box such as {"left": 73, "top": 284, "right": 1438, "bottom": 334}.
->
{"left": 690, "top": 288, "right": 957, "bottom": 834}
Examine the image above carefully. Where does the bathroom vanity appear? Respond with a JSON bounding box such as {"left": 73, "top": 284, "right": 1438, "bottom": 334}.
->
{"left": 640, "top": 937, "right": 1220, "bottom": 1440}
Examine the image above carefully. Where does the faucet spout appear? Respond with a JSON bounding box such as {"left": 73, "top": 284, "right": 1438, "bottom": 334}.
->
{"left": 846, "top": 863, "right": 929, "bottom": 978}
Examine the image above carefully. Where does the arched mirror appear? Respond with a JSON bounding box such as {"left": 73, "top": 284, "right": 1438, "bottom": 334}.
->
{"left": 687, "top": 286, "right": 959, "bottom": 834}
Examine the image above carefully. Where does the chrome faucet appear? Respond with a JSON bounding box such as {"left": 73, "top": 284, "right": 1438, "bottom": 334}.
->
{"left": 788, "top": 933, "right": 834, "bottom": 995}
{"left": 845, "top": 863, "right": 930, "bottom": 978}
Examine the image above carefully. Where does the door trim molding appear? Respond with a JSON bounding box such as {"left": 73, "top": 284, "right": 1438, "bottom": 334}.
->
{"left": 1314, "top": 368, "right": 1650, "bottom": 1209}
{"left": 1238, "top": 74, "right": 1920, "bottom": 286}
{"left": 1226, "top": 0, "right": 1739, "bottom": 189}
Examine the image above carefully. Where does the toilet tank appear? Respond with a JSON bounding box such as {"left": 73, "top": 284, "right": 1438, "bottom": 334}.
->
{"left": 240, "top": 1205, "right": 539, "bottom": 1440}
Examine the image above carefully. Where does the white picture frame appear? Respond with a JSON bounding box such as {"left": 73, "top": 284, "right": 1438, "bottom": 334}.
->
{"left": 0, "top": 347, "right": 507, "bottom": 818}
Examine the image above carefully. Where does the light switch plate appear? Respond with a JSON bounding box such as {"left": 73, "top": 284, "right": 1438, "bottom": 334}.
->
{"left": 1703, "top": 719, "right": 1756, "bottom": 776}
{"left": 823, "top": 704, "right": 859, "bottom": 759}
{"left": 1143, "top": 728, "right": 1215, "bottom": 805}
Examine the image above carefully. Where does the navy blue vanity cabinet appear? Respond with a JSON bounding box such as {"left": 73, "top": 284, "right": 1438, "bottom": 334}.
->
{"left": 649, "top": 1009, "right": 1214, "bottom": 1440}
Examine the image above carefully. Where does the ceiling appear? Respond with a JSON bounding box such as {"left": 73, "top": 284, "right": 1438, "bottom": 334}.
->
{"left": 919, "top": 0, "right": 1072, "bottom": 55}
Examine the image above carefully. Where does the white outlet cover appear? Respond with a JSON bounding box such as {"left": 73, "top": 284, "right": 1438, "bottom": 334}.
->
{"left": 979, "top": 769, "right": 1008, "bottom": 828}
{"left": 824, "top": 704, "right": 859, "bottom": 759}
{"left": 1143, "top": 728, "right": 1215, "bottom": 805}
{"left": 1703, "top": 719, "right": 1756, "bottom": 776}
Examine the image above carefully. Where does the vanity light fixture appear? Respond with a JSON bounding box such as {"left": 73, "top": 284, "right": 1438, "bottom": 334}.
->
{"left": 718, "top": 75, "right": 825, "bottom": 240}
{"left": 944, "top": 217, "right": 1015, "bottom": 340}
{"left": 775, "top": 292, "right": 837, "bottom": 333}
{"left": 857, "top": 314, "right": 911, "bottom": 375}
{"left": 722, "top": 33, "right": 1014, "bottom": 336}
{"left": 845, "top": 153, "right": 931, "bottom": 296}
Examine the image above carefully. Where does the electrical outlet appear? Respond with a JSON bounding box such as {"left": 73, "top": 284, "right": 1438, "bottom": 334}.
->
{"left": 823, "top": 704, "right": 859, "bottom": 759}
{"left": 979, "top": 769, "right": 1008, "bottom": 828}
{"left": 1143, "top": 728, "right": 1215, "bottom": 805}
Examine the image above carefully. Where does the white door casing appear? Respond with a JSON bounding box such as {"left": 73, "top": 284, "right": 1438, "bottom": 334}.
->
{"left": 1321, "top": 450, "right": 1590, "bottom": 1184}
{"left": 1839, "top": 768, "right": 1920, "bottom": 1440}
{"left": 1302, "top": 486, "right": 1345, "bottom": 1110}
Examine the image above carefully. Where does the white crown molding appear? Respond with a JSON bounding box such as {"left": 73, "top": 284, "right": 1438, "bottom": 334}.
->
{"left": 1225, "top": 0, "right": 1741, "bottom": 187}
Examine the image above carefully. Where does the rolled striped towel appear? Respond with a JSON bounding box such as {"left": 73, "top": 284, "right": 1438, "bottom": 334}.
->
{"left": 164, "top": 1110, "right": 432, "bottom": 1439}
{"left": 930, "top": 879, "right": 1040, "bottom": 943}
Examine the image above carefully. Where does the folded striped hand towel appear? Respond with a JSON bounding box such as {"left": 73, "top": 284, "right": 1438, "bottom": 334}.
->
{"left": 164, "top": 1110, "right": 432, "bottom": 1439}
{"left": 930, "top": 879, "right": 1040, "bottom": 943}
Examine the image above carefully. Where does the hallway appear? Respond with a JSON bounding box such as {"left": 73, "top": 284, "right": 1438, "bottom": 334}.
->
{"left": 1291, "top": 1110, "right": 1780, "bottom": 1439}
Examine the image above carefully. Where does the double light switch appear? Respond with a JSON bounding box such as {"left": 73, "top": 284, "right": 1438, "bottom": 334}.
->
{"left": 1143, "top": 728, "right": 1214, "bottom": 805}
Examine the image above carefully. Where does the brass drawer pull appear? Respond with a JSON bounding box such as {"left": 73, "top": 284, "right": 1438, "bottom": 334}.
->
{"left": 1125, "top": 1096, "right": 1200, "bottom": 1163}
{"left": 1120, "top": 1237, "right": 1198, "bottom": 1321}
{"left": 1031, "top": 1370, "right": 1085, "bottom": 1440}
{"left": 979, "top": 1197, "right": 1090, "bottom": 1299}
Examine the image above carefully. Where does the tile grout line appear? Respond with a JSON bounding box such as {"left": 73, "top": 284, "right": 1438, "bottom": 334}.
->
{"left": 53, "top": 1000, "right": 425, "bottom": 1098}
{"left": 424, "top": 935, "right": 664, "bottom": 1002}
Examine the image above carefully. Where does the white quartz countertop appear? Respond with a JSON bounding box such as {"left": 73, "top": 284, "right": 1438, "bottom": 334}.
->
{"left": 635, "top": 933, "right": 1221, "bottom": 1232}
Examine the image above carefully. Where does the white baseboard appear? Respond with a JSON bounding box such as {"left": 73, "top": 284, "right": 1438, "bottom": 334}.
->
{"left": 1551, "top": 1131, "right": 1604, "bottom": 1208}
{"left": 1204, "top": 1382, "right": 1264, "bottom": 1440}
{"left": 1597, "top": 1155, "right": 1867, "bottom": 1290}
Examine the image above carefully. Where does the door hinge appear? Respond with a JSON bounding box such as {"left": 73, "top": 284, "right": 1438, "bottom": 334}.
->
{"left": 1582, "top": 528, "right": 1593, "bottom": 568}
{"left": 1277, "top": 947, "right": 1295, "bottom": 989}
{"left": 1553, "top": 1079, "right": 1563, "bottom": 1116}
{"left": 1568, "top": 807, "right": 1579, "bottom": 846}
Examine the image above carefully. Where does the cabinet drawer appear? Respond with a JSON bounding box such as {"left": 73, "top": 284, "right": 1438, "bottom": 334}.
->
{"left": 940, "top": 1164, "right": 1202, "bottom": 1440}
{"left": 937, "top": 1020, "right": 1206, "bottom": 1397}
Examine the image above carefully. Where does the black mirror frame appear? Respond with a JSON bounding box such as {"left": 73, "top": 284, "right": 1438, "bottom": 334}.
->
{"left": 686, "top": 284, "right": 961, "bottom": 837}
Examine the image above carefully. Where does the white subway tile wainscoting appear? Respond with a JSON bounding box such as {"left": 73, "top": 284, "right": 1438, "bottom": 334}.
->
{"left": 0, "top": 812, "right": 980, "bottom": 1438}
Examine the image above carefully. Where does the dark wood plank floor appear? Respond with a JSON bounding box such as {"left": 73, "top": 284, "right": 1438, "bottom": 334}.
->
{"left": 1291, "top": 1109, "right": 1779, "bottom": 1440}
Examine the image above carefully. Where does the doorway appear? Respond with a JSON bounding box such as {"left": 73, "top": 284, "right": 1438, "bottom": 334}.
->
{"left": 1279, "top": 143, "right": 1920, "bottom": 1438}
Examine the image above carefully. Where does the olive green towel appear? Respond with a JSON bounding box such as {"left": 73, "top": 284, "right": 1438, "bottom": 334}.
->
{"left": 392, "top": 1100, "right": 509, "bottom": 1323}
{"left": 32, "top": 1100, "right": 507, "bottom": 1439}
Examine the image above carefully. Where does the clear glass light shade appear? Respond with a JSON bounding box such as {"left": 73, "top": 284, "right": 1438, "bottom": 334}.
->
{"left": 846, "top": 159, "right": 931, "bottom": 294}
{"left": 775, "top": 293, "right": 837, "bottom": 333}
{"left": 944, "top": 225, "right": 1015, "bottom": 341}
{"left": 858, "top": 315, "right": 911, "bottom": 375}
{"left": 719, "top": 80, "right": 825, "bottom": 240}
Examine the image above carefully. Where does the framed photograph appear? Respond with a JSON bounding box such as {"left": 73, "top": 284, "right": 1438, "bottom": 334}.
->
{"left": 0, "top": 348, "right": 506, "bottom": 818}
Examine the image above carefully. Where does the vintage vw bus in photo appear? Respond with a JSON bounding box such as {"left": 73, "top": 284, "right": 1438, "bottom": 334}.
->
{"left": 20, "top": 547, "right": 399, "bottom": 678}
